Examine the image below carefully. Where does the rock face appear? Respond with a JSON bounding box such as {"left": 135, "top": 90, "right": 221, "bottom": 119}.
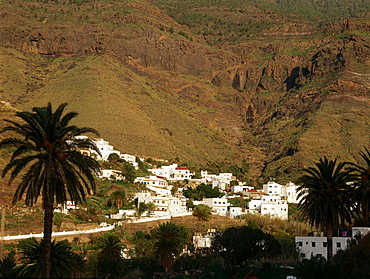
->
{"left": 1, "top": 1, "right": 370, "bottom": 181}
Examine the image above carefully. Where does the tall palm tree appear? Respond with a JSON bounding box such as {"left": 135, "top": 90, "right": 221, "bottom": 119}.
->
{"left": 347, "top": 148, "right": 370, "bottom": 223}
{"left": 297, "top": 157, "right": 355, "bottom": 261}
{"left": 151, "top": 222, "right": 189, "bottom": 273}
{"left": 19, "top": 238, "right": 86, "bottom": 278}
{"left": 0, "top": 102, "right": 101, "bottom": 277}
{"left": 97, "top": 234, "right": 125, "bottom": 279}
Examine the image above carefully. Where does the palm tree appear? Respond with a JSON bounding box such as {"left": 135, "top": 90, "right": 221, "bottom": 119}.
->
{"left": 297, "top": 157, "right": 355, "bottom": 261}
{"left": 108, "top": 190, "right": 128, "bottom": 209}
{"left": 151, "top": 222, "right": 189, "bottom": 273}
{"left": 0, "top": 102, "right": 101, "bottom": 277}
{"left": 19, "top": 238, "right": 86, "bottom": 278}
{"left": 97, "top": 234, "right": 125, "bottom": 278}
{"left": 0, "top": 254, "right": 21, "bottom": 278}
{"left": 347, "top": 148, "right": 370, "bottom": 223}
{"left": 192, "top": 204, "right": 212, "bottom": 221}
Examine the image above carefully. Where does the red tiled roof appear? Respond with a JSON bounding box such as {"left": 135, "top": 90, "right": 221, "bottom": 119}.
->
{"left": 248, "top": 190, "right": 258, "bottom": 192}
{"left": 175, "top": 167, "right": 189, "bottom": 170}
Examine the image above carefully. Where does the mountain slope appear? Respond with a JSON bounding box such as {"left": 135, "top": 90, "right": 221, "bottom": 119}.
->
{"left": 0, "top": 0, "right": 370, "bottom": 183}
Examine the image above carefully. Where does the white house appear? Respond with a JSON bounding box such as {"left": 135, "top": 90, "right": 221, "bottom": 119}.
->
{"left": 231, "top": 185, "right": 254, "bottom": 194}
{"left": 295, "top": 227, "right": 370, "bottom": 259}
{"left": 203, "top": 197, "right": 229, "bottom": 216}
{"left": 91, "top": 138, "right": 120, "bottom": 161}
{"left": 295, "top": 236, "right": 348, "bottom": 259}
{"left": 200, "top": 171, "right": 217, "bottom": 182}
{"left": 99, "top": 169, "right": 124, "bottom": 180}
{"left": 212, "top": 173, "right": 236, "bottom": 191}
{"left": 263, "top": 181, "right": 283, "bottom": 196}
{"left": 248, "top": 195, "right": 288, "bottom": 219}
{"left": 282, "top": 182, "right": 301, "bottom": 204}
{"left": 134, "top": 192, "right": 188, "bottom": 216}
{"left": 193, "top": 231, "right": 216, "bottom": 250}
{"left": 149, "top": 164, "right": 178, "bottom": 179}
{"left": 120, "top": 154, "right": 139, "bottom": 169}
{"left": 173, "top": 167, "right": 194, "bottom": 180}
{"left": 227, "top": 206, "right": 244, "bottom": 218}
{"left": 263, "top": 181, "right": 301, "bottom": 203}
{"left": 134, "top": 176, "right": 171, "bottom": 196}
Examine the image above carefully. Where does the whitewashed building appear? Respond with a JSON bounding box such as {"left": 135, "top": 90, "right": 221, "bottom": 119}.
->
{"left": 295, "top": 227, "right": 370, "bottom": 259}
{"left": 263, "top": 181, "right": 301, "bottom": 203}
{"left": 134, "top": 176, "right": 170, "bottom": 196}
{"left": 227, "top": 206, "right": 244, "bottom": 218}
{"left": 99, "top": 169, "right": 124, "bottom": 180}
{"left": 203, "top": 197, "right": 229, "bottom": 216}
{"left": 120, "top": 154, "right": 139, "bottom": 169}
{"left": 134, "top": 192, "right": 187, "bottom": 216}
{"left": 248, "top": 195, "right": 288, "bottom": 219}
{"left": 231, "top": 185, "right": 254, "bottom": 194}
{"left": 149, "top": 164, "right": 178, "bottom": 179}
{"left": 173, "top": 167, "right": 194, "bottom": 180}
{"left": 193, "top": 231, "right": 216, "bottom": 250}
{"left": 212, "top": 173, "right": 236, "bottom": 191}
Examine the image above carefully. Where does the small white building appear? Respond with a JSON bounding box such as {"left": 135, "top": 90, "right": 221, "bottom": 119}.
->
{"left": 295, "top": 236, "right": 348, "bottom": 259}
{"left": 92, "top": 138, "right": 120, "bottom": 161}
{"left": 248, "top": 195, "right": 288, "bottom": 219}
{"left": 263, "top": 181, "right": 283, "bottom": 196}
{"left": 295, "top": 227, "right": 370, "bottom": 259}
{"left": 134, "top": 176, "right": 170, "bottom": 196}
{"left": 212, "top": 173, "right": 236, "bottom": 191}
{"left": 200, "top": 171, "right": 217, "bottom": 182}
{"left": 120, "top": 154, "right": 139, "bottom": 169}
{"left": 227, "top": 206, "right": 244, "bottom": 218}
{"left": 173, "top": 167, "right": 194, "bottom": 180}
{"left": 231, "top": 185, "right": 254, "bottom": 194}
{"left": 134, "top": 192, "right": 188, "bottom": 216}
{"left": 282, "top": 182, "right": 301, "bottom": 204}
{"left": 203, "top": 197, "right": 229, "bottom": 216}
{"left": 193, "top": 231, "right": 216, "bottom": 250}
{"left": 149, "top": 164, "right": 178, "bottom": 179}
{"left": 99, "top": 169, "right": 124, "bottom": 180}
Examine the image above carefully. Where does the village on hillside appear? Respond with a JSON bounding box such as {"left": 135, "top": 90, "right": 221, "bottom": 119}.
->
{"left": 64, "top": 137, "right": 369, "bottom": 261}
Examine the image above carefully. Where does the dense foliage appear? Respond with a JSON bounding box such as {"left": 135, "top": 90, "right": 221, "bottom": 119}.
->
{"left": 183, "top": 183, "right": 225, "bottom": 200}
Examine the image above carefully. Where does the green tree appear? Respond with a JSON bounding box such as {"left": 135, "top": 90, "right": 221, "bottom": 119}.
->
{"left": 212, "top": 226, "right": 280, "bottom": 267}
{"left": 151, "top": 222, "right": 190, "bottom": 273}
{"left": 192, "top": 204, "right": 212, "bottom": 221}
{"left": 183, "top": 183, "right": 224, "bottom": 200}
{"left": 108, "top": 190, "right": 128, "bottom": 209}
{"left": 347, "top": 148, "right": 370, "bottom": 223}
{"left": 19, "top": 238, "right": 85, "bottom": 278}
{"left": 297, "top": 157, "right": 355, "bottom": 261}
{"left": 97, "top": 234, "right": 125, "bottom": 278}
{"left": 0, "top": 102, "right": 101, "bottom": 277}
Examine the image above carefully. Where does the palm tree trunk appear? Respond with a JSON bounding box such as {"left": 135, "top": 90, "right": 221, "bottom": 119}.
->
{"left": 363, "top": 200, "right": 369, "bottom": 222}
{"left": 327, "top": 226, "right": 334, "bottom": 262}
{"left": 42, "top": 199, "right": 54, "bottom": 278}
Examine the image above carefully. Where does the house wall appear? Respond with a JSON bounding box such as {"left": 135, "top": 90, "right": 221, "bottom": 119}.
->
{"left": 295, "top": 236, "right": 349, "bottom": 259}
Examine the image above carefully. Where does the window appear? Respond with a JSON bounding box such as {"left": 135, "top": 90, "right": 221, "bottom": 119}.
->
{"left": 311, "top": 242, "right": 316, "bottom": 247}
{"left": 316, "top": 254, "right": 322, "bottom": 258}
{"left": 297, "top": 241, "right": 303, "bottom": 247}
{"left": 336, "top": 242, "right": 341, "bottom": 248}
{"left": 300, "top": 253, "right": 306, "bottom": 258}
{"left": 323, "top": 242, "right": 327, "bottom": 247}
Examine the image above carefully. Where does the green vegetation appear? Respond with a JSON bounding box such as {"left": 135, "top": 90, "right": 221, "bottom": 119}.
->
{"left": 183, "top": 183, "right": 225, "bottom": 200}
